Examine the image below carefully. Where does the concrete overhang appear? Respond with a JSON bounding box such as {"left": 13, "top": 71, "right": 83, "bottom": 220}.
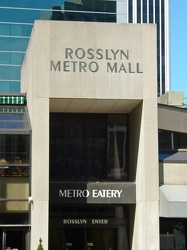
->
{"left": 158, "top": 104, "right": 187, "bottom": 133}
{"left": 50, "top": 98, "right": 141, "bottom": 113}
{"left": 160, "top": 185, "right": 187, "bottom": 218}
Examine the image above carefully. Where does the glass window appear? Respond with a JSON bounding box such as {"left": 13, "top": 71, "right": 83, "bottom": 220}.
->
{"left": 159, "top": 131, "right": 174, "bottom": 149}
{"left": 0, "top": 81, "right": 20, "bottom": 93}
{"left": 50, "top": 113, "right": 128, "bottom": 181}
{"left": 0, "top": 134, "right": 30, "bottom": 176}
{"left": 0, "top": 211, "right": 29, "bottom": 224}
{"left": 0, "top": 229, "right": 30, "bottom": 250}
{"left": 128, "top": 0, "right": 133, "bottom": 23}
{"left": 160, "top": 218, "right": 186, "bottom": 250}
{"left": 149, "top": 0, "right": 153, "bottom": 23}
{"left": 0, "top": 104, "right": 31, "bottom": 227}
{"left": 0, "top": 37, "right": 29, "bottom": 52}
{"left": 0, "top": 23, "right": 32, "bottom": 37}
{"left": 143, "top": 0, "right": 147, "bottom": 23}
{"left": 181, "top": 134, "right": 187, "bottom": 148}
{"left": 0, "top": 8, "right": 40, "bottom": 23}
{"left": 159, "top": 130, "right": 187, "bottom": 161}
{"left": 0, "top": 105, "right": 31, "bottom": 178}
{"left": 159, "top": 130, "right": 187, "bottom": 150}
{"left": 0, "top": 65, "right": 21, "bottom": 81}
{"left": 0, "top": 52, "right": 25, "bottom": 65}
{"left": 137, "top": 0, "right": 141, "bottom": 23}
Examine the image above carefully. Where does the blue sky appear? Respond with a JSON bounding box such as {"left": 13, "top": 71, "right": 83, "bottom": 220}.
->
{"left": 170, "top": 0, "right": 187, "bottom": 100}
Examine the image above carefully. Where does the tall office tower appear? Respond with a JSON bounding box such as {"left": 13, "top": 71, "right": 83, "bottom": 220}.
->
{"left": 126, "top": 0, "right": 170, "bottom": 95}
{"left": 0, "top": 0, "right": 169, "bottom": 95}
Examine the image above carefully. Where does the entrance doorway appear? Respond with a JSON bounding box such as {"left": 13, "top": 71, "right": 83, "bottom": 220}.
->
{"left": 0, "top": 228, "right": 30, "bottom": 250}
{"left": 49, "top": 226, "right": 128, "bottom": 250}
{"left": 49, "top": 205, "right": 129, "bottom": 250}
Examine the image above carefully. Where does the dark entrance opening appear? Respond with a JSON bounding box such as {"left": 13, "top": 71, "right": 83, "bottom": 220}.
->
{"left": 49, "top": 205, "right": 129, "bottom": 250}
{"left": 0, "top": 228, "right": 29, "bottom": 250}
{"left": 65, "top": 228, "right": 84, "bottom": 250}
{"left": 65, "top": 227, "right": 119, "bottom": 250}
{"left": 49, "top": 226, "right": 127, "bottom": 250}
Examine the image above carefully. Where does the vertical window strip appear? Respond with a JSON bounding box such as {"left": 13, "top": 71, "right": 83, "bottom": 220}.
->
{"left": 137, "top": 0, "right": 141, "bottom": 23}
{"left": 153, "top": 0, "right": 156, "bottom": 23}
{"left": 148, "top": 0, "right": 153, "bottom": 23}
{"left": 143, "top": 0, "right": 147, "bottom": 23}
{"left": 128, "top": 0, "right": 133, "bottom": 23}
{"left": 159, "top": 0, "right": 162, "bottom": 94}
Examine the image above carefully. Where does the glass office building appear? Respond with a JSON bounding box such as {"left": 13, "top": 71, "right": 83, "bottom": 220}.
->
{"left": 0, "top": 0, "right": 169, "bottom": 95}
{"left": 0, "top": 95, "right": 31, "bottom": 250}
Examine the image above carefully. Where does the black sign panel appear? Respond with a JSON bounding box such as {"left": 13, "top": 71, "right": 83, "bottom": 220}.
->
{"left": 49, "top": 182, "right": 136, "bottom": 204}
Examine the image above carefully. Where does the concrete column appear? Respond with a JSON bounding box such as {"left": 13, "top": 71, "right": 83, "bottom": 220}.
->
{"left": 30, "top": 97, "right": 49, "bottom": 250}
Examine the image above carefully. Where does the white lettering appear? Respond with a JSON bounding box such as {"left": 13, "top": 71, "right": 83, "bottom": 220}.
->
{"left": 92, "top": 189, "right": 123, "bottom": 198}
{"left": 59, "top": 189, "right": 89, "bottom": 198}
{"left": 92, "top": 219, "right": 108, "bottom": 224}
{"left": 63, "top": 219, "right": 87, "bottom": 224}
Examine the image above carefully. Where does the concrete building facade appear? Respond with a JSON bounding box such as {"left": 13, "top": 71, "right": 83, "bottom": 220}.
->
{"left": 1, "top": 19, "right": 187, "bottom": 250}
{"left": 20, "top": 21, "right": 159, "bottom": 250}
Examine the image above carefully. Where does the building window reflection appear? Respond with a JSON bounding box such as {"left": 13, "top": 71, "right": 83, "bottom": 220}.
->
{"left": 0, "top": 134, "right": 30, "bottom": 177}
{"left": 50, "top": 113, "right": 128, "bottom": 181}
{"left": 160, "top": 218, "right": 186, "bottom": 250}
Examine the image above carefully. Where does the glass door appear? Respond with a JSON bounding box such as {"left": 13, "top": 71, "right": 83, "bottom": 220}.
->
{"left": 0, "top": 228, "right": 29, "bottom": 250}
{"left": 87, "top": 228, "right": 107, "bottom": 250}
{"left": 65, "top": 228, "right": 85, "bottom": 250}
{"left": 87, "top": 228, "right": 119, "bottom": 250}
{"left": 63, "top": 227, "right": 121, "bottom": 250}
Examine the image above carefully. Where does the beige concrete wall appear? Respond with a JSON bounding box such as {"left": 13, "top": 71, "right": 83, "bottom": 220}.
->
{"left": 160, "top": 162, "right": 187, "bottom": 185}
{"left": 21, "top": 21, "right": 158, "bottom": 250}
{"left": 129, "top": 98, "right": 159, "bottom": 249}
{"left": 0, "top": 177, "right": 29, "bottom": 211}
{"left": 158, "top": 105, "right": 187, "bottom": 133}
{"left": 21, "top": 23, "right": 50, "bottom": 250}
{"left": 22, "top": 21, "right": 156, "bottom": 101}
{"left": 158, "top": 91, "right": 184, "bottom": 108}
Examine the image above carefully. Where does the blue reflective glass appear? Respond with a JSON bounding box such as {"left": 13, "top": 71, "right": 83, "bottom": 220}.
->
{"left": 0, "top": 8, "right": 41, "bottom": 23}
{"left": 0, "top": 24, "right": 33, "bottom": 37}
{"left": 0, "top": 52, "right": 24, "bottom": 65}
{"left": 0, "top": 82, "right": 20, "bottom": 93}
{"left": 0, "top": 66, "right": 20, "bottom": 80}
{"left": 0, "top": 0, "right": 62, "bottom": 8}
{"left": 0, "top": 114, "right": 23, "bottom": 120}
{"left": 0, "top": 37, "right": 29, "bottom": 51}
{"left": 159, "top": 153, "right": 171, "bottom": 161}
{"left": 0, "top": 114, "right": 24, "bottom": 129}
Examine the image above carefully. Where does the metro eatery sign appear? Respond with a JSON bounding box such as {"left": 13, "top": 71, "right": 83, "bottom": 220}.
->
{"left": 50, "top": 47, "right": 143, "bottom": 74}
{"left": 50, "top": 182, "right": 136, "bottom": 204}
{"left": 59, "top": 189, "right": 122, "bottom": 198}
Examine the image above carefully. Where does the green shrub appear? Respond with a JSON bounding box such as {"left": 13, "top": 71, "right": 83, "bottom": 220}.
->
{"left": 37, "top": 238, "right": 44, "bottom": 250}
